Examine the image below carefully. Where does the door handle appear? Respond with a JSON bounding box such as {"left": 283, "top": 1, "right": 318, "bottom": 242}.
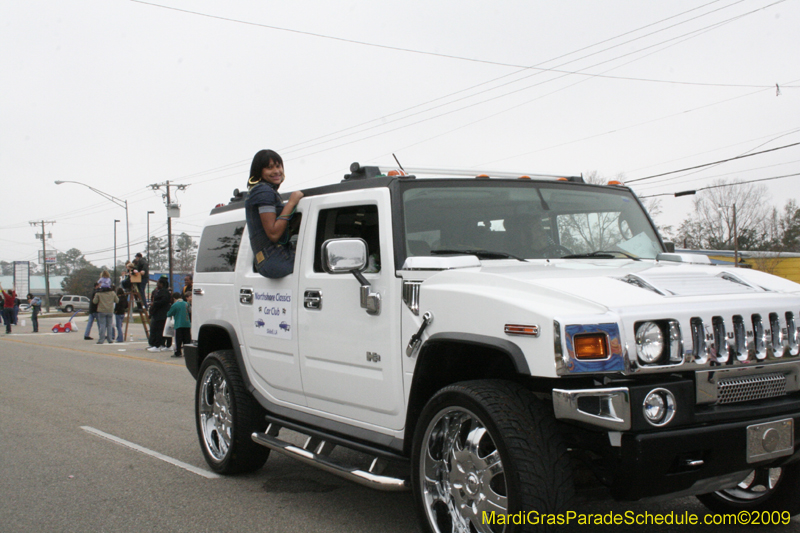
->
{"left": 304, "top": 289, "right": 322, "bottom": 310}
{"left": 240, "top": 288, "right": 254, "bottom": 305}
{"left": 407, "top": 312, "right": 433, "bottom": 357}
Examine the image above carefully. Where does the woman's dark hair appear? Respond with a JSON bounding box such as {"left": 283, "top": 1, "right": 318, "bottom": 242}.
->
{"left": 27, "top": 293, "right": 33, "bottom": 299}
{"left": 248, "top": 149, "right": 283, "bottom": 188}
{"left": 117, "top": 287, "right": 125, "bottom": 296}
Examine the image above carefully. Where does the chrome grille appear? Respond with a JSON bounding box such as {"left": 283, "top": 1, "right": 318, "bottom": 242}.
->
{"left": 717, "top": 373, "right": 787, "bottom": 405}
{"left": 688, "top": 312, "right": 800, "bottom": 365}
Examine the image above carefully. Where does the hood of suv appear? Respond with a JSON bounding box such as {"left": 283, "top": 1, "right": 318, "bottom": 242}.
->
{"left": 419, "top": 258, "right": 800, "bottom": 311}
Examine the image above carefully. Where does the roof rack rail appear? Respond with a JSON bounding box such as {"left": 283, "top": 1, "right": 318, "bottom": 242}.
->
{"left": 401, "top": 167, "right": 581, "bottom": 181}
{"left": 342, "top": 163, "right": 582, "bottom": 182}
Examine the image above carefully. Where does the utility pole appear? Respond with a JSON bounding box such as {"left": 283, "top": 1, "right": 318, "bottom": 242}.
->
{"left": 732, "top": 203, "right": 739, "bottom": 268}
{"left": 148, "top": 181, "right": 188, "bottom": 293}
{"left": 114, "top": 219, "right": 120, "bottom": 284}
{"left": 30, "top": 220, "right": 55, "bottom": 313}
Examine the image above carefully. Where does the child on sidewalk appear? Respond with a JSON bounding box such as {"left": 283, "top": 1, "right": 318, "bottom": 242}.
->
{"left": 166, "top": 292, "right": 191, "bottom": 358}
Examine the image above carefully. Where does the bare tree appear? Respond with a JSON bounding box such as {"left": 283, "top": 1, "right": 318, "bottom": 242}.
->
{"left": 559, "top": 171, "right": 634, "bottom": 252}
{"left": 674, "top": 179, "right": 770, "bottom": 250}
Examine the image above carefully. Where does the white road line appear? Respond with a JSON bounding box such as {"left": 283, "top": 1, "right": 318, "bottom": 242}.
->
{"left": 81, "top": 426, "right": 220, "bottom": 479}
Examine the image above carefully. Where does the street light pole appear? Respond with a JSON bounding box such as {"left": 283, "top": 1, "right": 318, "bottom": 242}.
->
{"left": 114, "top": 219, "right": 120, "bottom": 284}
{"left": 54, "top": 180, "right": 131, "bottom": 261}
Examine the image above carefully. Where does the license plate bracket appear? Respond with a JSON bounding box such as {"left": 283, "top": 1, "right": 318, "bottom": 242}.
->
{"left": 746, "top": 418, "right": 794, "bottom": 464}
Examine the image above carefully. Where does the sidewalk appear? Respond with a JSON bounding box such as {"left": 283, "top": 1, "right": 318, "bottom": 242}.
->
{"left": 1, "top": 314, "right": 184, "bottom": 364}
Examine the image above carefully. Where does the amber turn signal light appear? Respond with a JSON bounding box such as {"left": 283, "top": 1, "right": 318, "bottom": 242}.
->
{"left": 574, "top": 334, "right": 609, "bottom": 360}
{"left": 504, "top": 324, "right": 540, "bottom": 337}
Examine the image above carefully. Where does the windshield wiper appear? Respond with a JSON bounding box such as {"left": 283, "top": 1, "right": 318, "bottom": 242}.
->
{"left": 560, "top": 250, "right": 640, "bottom": 261}
{"left": 430, "top": 249, "right": 527, "bottom": 262}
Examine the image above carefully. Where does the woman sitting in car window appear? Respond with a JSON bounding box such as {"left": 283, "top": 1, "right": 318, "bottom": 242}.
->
{"left": 245, "top": 149, "right": 304, "bottom": 279}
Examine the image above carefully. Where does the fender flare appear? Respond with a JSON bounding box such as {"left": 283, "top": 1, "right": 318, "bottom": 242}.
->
{"left": 421, "top": 332, "right": 530, "bottom": 375}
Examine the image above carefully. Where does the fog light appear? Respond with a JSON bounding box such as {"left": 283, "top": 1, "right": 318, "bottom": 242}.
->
{"left": 636, "top": 321, "right": 664, "bottom": 364}
{"left": 643, "top": 388, "right": 676, "bottom": 426}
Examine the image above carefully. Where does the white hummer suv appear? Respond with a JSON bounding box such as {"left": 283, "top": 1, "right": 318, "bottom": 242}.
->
{"left": 186, "top": 163, "right": 800, "bottom": 532}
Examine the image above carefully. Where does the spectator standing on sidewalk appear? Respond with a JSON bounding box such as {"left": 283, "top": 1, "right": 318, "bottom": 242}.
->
{"left": 182, "top": 274, "right": 193, "bottom": 299}
{"left": 166, "top": 292, "right": 191, "bottom": 358}
{"left": 0, "top": 283, "right": 16, "bottom": 334}
{"left": 27, "top": 293, "right": 42, "bottom": 333}
{"left": 84, "top": 282, "right": 100, "bottom": 340}
{"left": 147, "top": 278, "right": 171, "bottom": 352}
{"left": 93, "top": 282, "right": 118, "bottom": 344}
{"left": 113, "top": 287, "right": 128, "bottom": 342}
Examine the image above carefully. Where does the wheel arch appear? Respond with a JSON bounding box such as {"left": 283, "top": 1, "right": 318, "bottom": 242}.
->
{"left": 190, "top": 320, "right": 245, "bottom": 379}
{"left": 403, "top": 332, "right": 530, "bottom": 455}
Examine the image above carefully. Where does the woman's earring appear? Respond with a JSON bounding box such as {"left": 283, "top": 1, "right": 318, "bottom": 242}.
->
{"left": 248, "top": 175, "right": 260, "bottom": 187}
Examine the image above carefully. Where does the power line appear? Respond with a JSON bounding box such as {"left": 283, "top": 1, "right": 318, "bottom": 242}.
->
{"left": 132, "top": 0, "right": 792, "bottom": 191}
{"left": 132, "top": 0, "right": 791, "bottom": 91}
{"left": 275, "top": 0, "right": 792, "bottom": 161}
{"left": 637, "top": 172, "right": 800, "bottom": 198}
{"left": 625, "top": 127, "right": 800, "bottom": 176}
{"left": 269, "top": 0, "right": 742, "bottom": 157}
{"left": 279, "top": 1, "right": 794, "bottom": 175}
{"left": 627, "top": 142, "right": 800, "bottom": 183}
{"left": 635, "top": 158, "right": 800, "bottom": 192}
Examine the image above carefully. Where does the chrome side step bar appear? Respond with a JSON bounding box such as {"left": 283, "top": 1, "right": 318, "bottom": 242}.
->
{"left": 251, "top": 423, "right": 409, "bottom": 492}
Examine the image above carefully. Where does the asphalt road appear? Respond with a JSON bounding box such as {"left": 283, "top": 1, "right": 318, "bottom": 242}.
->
{"left": 2, "top": 314, "right": 800, "bottom": 532}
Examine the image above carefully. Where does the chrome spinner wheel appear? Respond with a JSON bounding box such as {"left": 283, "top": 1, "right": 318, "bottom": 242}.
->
{"left": 194, "top": 350, "right": 269, "bottom": 474}
{"left": 698, "top": 462, "right": 800, "bottom": 515}
{"left": 707, "top": 466, "right": 783, "bottom": 505}
{"left": 420, "top": 406, "right": 508, "bottom": 533}
{"left": 198, "top": 365, "right": 232, "bottom": 462}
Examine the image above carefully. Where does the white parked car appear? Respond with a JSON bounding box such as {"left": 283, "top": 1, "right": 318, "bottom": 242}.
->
{"left": 57, "top": 294, "right": 91, "bottom": 313}
{"left": 186, "top": 163, "right": 800, "bottom": 531}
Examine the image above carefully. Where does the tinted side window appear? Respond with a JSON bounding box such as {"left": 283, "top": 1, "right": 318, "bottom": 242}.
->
{"left": 196, "top": 222, "right": 245, "bottom": 273}
{"left": 314, "top": 205, "right": 380, "bottom": 273}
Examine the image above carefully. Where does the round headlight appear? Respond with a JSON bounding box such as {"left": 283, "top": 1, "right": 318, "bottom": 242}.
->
{"left": 643, "top": 388, "right": 676, "bottom": 426}
{"left": 636, "top": 321, "right": 664, "bottom": 364}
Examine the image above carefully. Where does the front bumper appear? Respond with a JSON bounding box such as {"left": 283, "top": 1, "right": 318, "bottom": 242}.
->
{"left": 554, "top": 379, "right": 800, "bottom": 500}
{"left": 610, "top": 414, "right": 800, "bottom": 500}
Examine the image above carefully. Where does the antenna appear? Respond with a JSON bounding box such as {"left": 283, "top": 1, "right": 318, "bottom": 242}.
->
{"left": 392, "top": 153, "right": 405, "bottom": 172}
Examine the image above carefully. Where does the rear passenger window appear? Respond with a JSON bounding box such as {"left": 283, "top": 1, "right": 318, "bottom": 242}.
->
{"left": 314, "top": 205, "right": 380, "bottom": 273}
{"left": 196, "top": 222, "right": 245, "bottom": 273}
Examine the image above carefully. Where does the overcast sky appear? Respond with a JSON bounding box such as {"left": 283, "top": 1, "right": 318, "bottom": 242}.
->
{"left": 2, "top": 0, "right": 799, "bottom": 269}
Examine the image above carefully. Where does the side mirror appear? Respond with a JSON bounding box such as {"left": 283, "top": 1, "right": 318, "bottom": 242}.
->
{"left": 663, "top": 241, "right": 676, "bottom": 253}
{"left": 321, "top": 238, "right": 381, "bottom": 315}
{"left": 322, "top": 238, "right": 368, "bottom": 273}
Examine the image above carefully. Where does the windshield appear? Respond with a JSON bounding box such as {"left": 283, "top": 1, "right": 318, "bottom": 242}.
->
{"left": 401, "top": 182, "right": 663, "bottom": 260}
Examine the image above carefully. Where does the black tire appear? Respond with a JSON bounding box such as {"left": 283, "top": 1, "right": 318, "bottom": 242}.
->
{"left": 411, "top": 380, "right": 575, "bottom": 533}
{"left": 195, "top": 349, "right": 269, "bottom": 474}
{"left": 64, "top": 305, "right": 73, "bottom": 313}
{"left": 697, "top": 461, "right": 800, "bottom": 516}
